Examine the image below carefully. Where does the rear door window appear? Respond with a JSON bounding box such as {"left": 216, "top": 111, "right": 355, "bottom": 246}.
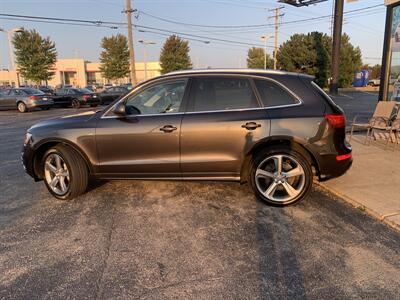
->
{"left": 254, "top": 79, "right": 298, "bottom": 107}
{"left": 190, "top": 76, "right": 259, "bottom": 112}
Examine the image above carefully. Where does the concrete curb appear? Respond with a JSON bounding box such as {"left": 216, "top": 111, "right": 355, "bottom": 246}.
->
{"left": 315, "top": 181, "right": 400, "bottom": 232}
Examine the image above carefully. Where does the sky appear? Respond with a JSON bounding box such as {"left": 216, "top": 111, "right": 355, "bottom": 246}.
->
{"left": 0, "top": 0, "right": 386, "bottom": 70}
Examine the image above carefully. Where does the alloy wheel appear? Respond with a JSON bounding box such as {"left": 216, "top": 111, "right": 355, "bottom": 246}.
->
{"left": 18, "top": 102, "right": 26, "bottom": 113}
{"left": 44, "top": 153, "right": 70, "bottom": 196}
{"left": 255, "top": 154, "right": 305, "bottom": 203}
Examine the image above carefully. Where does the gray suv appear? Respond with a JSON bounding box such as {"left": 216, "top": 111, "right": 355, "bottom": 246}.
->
{"left": 22, "top": 70, "right": 352, "bottom": 205}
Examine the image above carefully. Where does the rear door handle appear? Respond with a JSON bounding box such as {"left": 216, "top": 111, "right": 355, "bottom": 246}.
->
{"left": 241, "top": 122, "right": 261, "bottom": 130}
{"left": 160, "top": 125, "right": 177, "bottom": 133}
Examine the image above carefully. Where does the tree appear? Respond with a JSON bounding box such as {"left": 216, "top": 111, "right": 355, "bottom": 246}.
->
{"left": 338, "top": 33, "right": 362, "bottom": 88}
{"left": 13, "top": 29, "right": 57, "bottom": 84}
{"left": 370, "top": 64, "right": 381, "bottom": 79}
{"left": 247, "top": 47, "right": 273, "bottom": 69}
{"left": 99, "top": 34, "right": 130, "bottom": 82}
{"left": 277, "top": 32, "right": 331, "bottom": 87}
{"left": 160, "top": 35, "right": 192, "bottom": 74}
{"left": 277, "top": 32, "right": 362, "bottom": 88}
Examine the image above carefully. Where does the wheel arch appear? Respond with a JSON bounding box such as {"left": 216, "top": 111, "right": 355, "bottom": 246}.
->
{"left": 32, "top": 138, "right": 93, "bottom": 179}
{"left": 240, "top": 136, "right": 321, "bottom": 183}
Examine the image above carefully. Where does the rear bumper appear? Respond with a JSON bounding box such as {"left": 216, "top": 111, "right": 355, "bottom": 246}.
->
{"left": 317, "top": 152, "right": 353, "bottom": 181}
{"left": 81, "top": 97, "right": 101, "bottom": 106}
{"left": 27, "top": 100, "right": 54, "bottom": 108}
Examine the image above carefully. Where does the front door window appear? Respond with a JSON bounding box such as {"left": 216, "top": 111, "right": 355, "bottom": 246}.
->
{"left": 125, "top": 80, "right": 188, "bottom": 115}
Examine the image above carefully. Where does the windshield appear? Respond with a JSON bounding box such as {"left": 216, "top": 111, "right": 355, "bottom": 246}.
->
{"left": 22, "top": 88, "right": 44, "bottom": 95}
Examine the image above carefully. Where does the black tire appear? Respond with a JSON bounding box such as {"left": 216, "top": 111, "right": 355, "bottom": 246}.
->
{"left": 17, "top": 102, "right": 27, "bottom": 113}
{"left": 90, "top": 104, "right": 98, "bottom": 107}
{"left": 249, "top": 147, "right": 313, "bottom": 206}
{"left": 72, "top": 99, "right": 80, "bottom": 109}
{"left": 43, "top": 144, "right": 88, "bottom": 200}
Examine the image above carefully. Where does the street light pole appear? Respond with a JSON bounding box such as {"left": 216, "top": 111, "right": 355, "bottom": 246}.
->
{"left": 138, "top": 40, "right": 156, "bottom": 81}
{"left": 0, "top": 27, "right": 23, "bottom": 86}
{"left": 261, "top": 35, "right": 272, "bottom": 70}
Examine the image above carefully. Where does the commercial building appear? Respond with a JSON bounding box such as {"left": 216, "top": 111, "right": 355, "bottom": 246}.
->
{"left": 380, "top": 0, "right": 400, "bottom": 101}
{"left": 0, "top": 58, "right": 161, "bottom": 87}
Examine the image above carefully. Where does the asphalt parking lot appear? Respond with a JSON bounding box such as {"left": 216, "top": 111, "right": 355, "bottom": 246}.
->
{"left": 1, "top": 102, "right": 399, "bottom": 299}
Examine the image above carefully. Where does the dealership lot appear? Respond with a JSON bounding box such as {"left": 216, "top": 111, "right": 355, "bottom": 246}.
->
{"left": 0, "top": 106, "right": 399, "bottom": 299}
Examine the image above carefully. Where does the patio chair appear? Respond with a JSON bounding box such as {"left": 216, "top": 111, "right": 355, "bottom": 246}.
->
{"left": 386, "top": 110, "right": 400, "bottom": 151}
{"left": 349, "top": 101, "right": 397, "bottom": 144}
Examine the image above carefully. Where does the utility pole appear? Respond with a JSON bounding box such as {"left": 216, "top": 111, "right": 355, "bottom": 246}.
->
{"left": 329, "top": 0, "right": 344, "bottom": 95}
{"left": 124, "top": 0, "right": 137, "bottom": 85}
{"left": 268, "top": 7, "right": 284, "bottom": 70}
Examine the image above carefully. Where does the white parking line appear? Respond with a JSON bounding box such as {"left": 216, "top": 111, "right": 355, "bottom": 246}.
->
{"left": 338, "top": 93, "right": 354, "bottom": 99}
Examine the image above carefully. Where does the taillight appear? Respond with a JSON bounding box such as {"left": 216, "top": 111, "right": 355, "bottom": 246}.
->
{"left": 325, "top": 114, "right": 345, "bottom": 128}
{"left": 83, "top": 94, "right": 91, "bottom": 100}
{"left": 29, "top": 95, "right": 40, "bottom": 101}
{"left": 336, "top": 153, "right": 352, "bottom": 161}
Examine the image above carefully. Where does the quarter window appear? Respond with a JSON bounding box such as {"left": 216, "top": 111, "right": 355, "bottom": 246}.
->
{"left": 254, "top": 79, "right": 298, "bottom": 107}
{"left": 124, "top": 79, "right": 187, "bottom": 115}
{"left": 190, "top": 77, "right": 259, "bottom": 112}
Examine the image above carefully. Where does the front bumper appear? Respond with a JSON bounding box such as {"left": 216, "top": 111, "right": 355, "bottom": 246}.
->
{"left": 21, "top": 142, "right": 40, "bottom": 181}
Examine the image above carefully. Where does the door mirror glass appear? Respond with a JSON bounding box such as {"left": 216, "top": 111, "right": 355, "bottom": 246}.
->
{"left": 113, "top": 102, "right": 126, "bottom": 116}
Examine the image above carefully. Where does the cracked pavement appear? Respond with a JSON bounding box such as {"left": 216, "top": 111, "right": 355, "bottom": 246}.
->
{"left": 0, "top": 108, "right": 399, "bottom": 299}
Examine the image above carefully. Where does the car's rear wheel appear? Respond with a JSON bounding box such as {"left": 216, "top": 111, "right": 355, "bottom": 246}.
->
{"left": 250, "top": 147, "right": 312, "bottom": 206}
{"left": 17, "top": 102, "right": 27, "bottom": 113}
{"left": 43, "top": 145, "right": 88, "bottom": 200}
{"left": 72, "top": 99, "right": 80, "bottom": 109}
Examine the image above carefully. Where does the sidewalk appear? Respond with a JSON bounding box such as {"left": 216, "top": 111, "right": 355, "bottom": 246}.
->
{"left": 319, "top": 135, "right": 400, "bottom": 231}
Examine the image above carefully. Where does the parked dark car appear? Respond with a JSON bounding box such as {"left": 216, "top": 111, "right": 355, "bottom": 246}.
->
{"left": 0, "top": 87, "right": 54, "bottom": 112}
{"left": 52, "top": 88, "right": 101, "bottom": 108}
{"left": 37, "top": 86, "right": 55, "bottom": 95}
{"left": 99, "top": 86, "right": 129, "bottom": 105}
{"left": 22, "top": 69, "right": 352, "bottom": 204}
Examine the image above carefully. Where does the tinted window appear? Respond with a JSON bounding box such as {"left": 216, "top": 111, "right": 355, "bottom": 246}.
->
{"left": 10, "top": 89, "right": 23, "bottom": 96}
{"left": 79, "top": 88, "right": 92, "bottom": 94}
{"left": 68, "top": 89, "right": 78, "bottom": 94}
{"left": 125, "top": 79, "right": 187, "bottom": 115}
{"left": 191, "top": 77, "right": 258, "bottom": 112}
{"left": 254, "top": 79, "right": 298, "bottom": 107}
{"left": 21, "top": 88, "right": 44, "bottom": 95}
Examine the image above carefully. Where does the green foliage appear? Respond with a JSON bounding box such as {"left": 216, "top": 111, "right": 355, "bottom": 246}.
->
{"left": 13, "top": 29, "right": 57, "bottom": 83}
{"left": 99, "top": 34, "right": 130, "bottom": 81}
{"left": 370, "top": 64, "right": 381, "bottom": 79}
{"left": 277, "top": 32, "right": 362, "bottom": 88}
{"left": 160, "top": 35, "right": 192, "bottom": 74}
{"left": 247, "top": 47, "right": 273, "bottom": 69}
{"left": 339, "top": 34, "right": 362, "bottom": 87}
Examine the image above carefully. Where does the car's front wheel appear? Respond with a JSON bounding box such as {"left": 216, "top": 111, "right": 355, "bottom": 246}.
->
{"left": 43, "top": 145, "right": 88, "bottom": 200}
{"left": 250, "top": 147, "right": 313, "bottom": 205}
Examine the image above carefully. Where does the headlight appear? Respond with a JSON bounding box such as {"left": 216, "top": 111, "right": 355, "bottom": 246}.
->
{"left": 24, "top": 132, "right": 32, "bottom": 145}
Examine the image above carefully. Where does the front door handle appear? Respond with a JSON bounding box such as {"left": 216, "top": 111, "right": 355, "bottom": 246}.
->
{"left": 241, "top": 122, "right": 261, "bottom": 130}
{"left": 160, "top": 125, "right": 177, "bottom": 133}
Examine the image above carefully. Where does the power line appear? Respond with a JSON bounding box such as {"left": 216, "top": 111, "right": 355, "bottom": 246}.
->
{"left": 135, "top": 4, "right": 383, "bottom": 29}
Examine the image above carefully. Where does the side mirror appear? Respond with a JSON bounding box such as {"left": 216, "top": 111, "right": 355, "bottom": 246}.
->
{"left": 113, "top": 102, "right": 126, "bottom": 116}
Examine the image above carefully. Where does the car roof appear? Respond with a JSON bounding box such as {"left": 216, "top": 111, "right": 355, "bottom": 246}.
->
{"left": 163, "top": 68, "right": 314, "bottom": 79}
